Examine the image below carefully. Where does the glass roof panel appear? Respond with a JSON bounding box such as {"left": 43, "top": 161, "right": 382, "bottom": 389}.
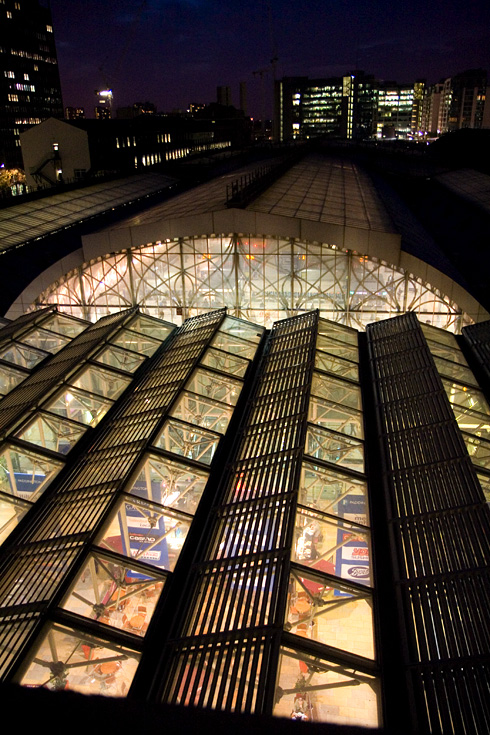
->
{"left": 96, "top": 496, "right": 192, "bottom": 572}
{"left": 19, "top": 622, "right": 140, "bottom": 696}
{"left": 45, "top": 387, "right": 113, "bottom": 426}
{"left": 126, "top": 454, "right": 209, "bottom": 515}
{"left": 0, "top": 363, "right": 28, "bottom": 395}
{"left": 16, "top": 412, "right": 87, "bottom": 454}
{"left": 0, "top": 443, "right": 63, "bottom": 504}
{"left": 293, "top": 505, "right": 372, "bottom": 586}
{"left": 70, "top": 364, "right": 131, "bottom": 401}
{"left": 0, "top": 341, "right": 48, "bottom": 369}
{"left": 285, "top": 568, "right": 375, "bottom": 659}
{"left": 170, "top": 391, "right": 234, "bottom": 434}
{"left": 61, "top": 551, "right": 166, "bottom": 638}
{"left": 200, "top": 347, "right": 249, "bottom": 378}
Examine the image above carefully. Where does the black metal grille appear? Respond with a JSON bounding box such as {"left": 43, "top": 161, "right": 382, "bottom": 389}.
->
{"left": 367, "top": 312, "right": 490, "bottom": 734}
{"left": 0, "top": 309, "right": 225, "bottom": 682}
{"left": 155, "top": 311, "right": 319, "bottom": 714}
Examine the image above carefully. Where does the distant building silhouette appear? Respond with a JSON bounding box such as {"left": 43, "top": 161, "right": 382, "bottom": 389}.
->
{"left": 65, "top": 107, "right": 85, "bottom": 120}
{"left": 217, "top": 85, "right": 232, "bottom": 106}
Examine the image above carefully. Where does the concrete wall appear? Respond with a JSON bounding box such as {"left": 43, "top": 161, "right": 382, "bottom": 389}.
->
{"left": 21, "top": 118, "right": 90, "bottom": 187}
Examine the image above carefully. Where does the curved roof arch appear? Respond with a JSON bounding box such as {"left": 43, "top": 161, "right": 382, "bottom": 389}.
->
{"left": 7, "top": 154, "right": 488, "bottom": 329}
{"left": 29, "top": 233, "right": 478, "bottom": 332}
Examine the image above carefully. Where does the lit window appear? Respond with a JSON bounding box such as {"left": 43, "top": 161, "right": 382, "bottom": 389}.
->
{"left": 4, "top": 71, "right": 14, "bottom": 78}
{"left": 46, "top": 24, "right": 53, "bottom": 32}
{"left": 6, "top": 11, "right": 12, "bottom": 18}
{"left": 24, "top": 73, "right": 29, "bottom": 81}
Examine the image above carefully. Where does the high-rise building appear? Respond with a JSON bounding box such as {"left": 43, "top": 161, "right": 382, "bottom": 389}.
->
{"left": 0, "top": 0, "right": 63, "bottom": 167}
{"left": 275, "top": 76, "right": 345, "bottom": 141}
{"left": 376, "top": 82, "right": 415, "bottom": 139}
{"left": 95, "top": 89, "right": 113, "bottom": 120}
{"left": 239, "top": 81, "right": 247, "bottom": 115}
{"left": 0, "top": 301, "right": 489, "bottom": 734}
{"left": 443, "top": 68, "right": 488, "bottom": 132}
{"left": 217, "top": 85, "right": 232, "bottom": 107}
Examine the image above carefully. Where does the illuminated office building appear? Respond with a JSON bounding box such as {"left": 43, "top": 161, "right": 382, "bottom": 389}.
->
{"left": 0, "top": 0, "right": 63, "bottom": 167}
{"left": 376, "top": 83, "right": 416, "bottom": 139}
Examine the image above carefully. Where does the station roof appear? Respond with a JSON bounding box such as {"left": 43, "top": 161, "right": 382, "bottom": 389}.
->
{"left": 0, "top": 173, "right": 177, "bottom": 253}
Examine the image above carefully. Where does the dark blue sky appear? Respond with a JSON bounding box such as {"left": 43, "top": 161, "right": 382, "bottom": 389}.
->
{"left": 50, "top": 0, "right": 490, "bottom": 119}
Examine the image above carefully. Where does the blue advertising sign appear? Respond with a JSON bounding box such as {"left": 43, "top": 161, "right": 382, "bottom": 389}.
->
{"left": 335, "top": 494, "right": 370, "bottom": 588}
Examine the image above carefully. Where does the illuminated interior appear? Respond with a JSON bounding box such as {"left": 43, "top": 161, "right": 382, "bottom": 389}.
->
{"left": 32, "top": 235, "right": 471, "bottom": 332}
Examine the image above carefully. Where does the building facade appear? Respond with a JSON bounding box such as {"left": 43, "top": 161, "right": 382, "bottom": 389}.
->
{"left": 0, "top": 0, "right": 63, "bottom": 167}
{"left": 20, "top": 115, "right": 232, "bottom": 186}
{"left": 0, "top": 304, "right": 489, "bottom": 734}
{"left": 276, "top": 74, "right": 422, "bottom": 142}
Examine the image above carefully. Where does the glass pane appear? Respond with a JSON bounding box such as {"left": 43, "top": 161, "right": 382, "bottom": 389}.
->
{"left": 0, "top": 341, "right": 47, "bottom": 369}
{"left": 21, "top": 328, "right": 70, "bottom": 354}
{"left": 299, "top": 462, "right": 369, "bottom": 523}
{"left": 71, "top": 365, "right": 131, "bottom": 400}
{"left": 170, "top": 391, "right": 233, "bottom": 434}
{"left": 94, "top": 344, "right": 146, "bottom": 373}
{"left": 111, "top": 329, "right": 161, "bottom": 356}
{"left": 0, "top": 444, "right": 63, "bottom": 502}
{"left": 308, "top": 396, "right": 363, "bottom": 438}
{"left": 0, "top": 495, "right": 30, "bottom": 545}
{"left": 0, "top": 363, "right": 27, "bottom": 395}
{"left": 273, "top": 647, "right": 381, "bottom": 726}
{"left": 45, "top": 387, "right": 113, "bottom": 426}
{"left": 316, "top": 335, "right": 359, "bottom": 363}
{"left": 443, "top": 379, "right": 490, "bottom": 415}
{"left": 463, "top": 433, "right": 490, "bottom": 470}
{"left": 125, "top": 314, "right": 174, "bottom": 341}
{"left": 433, "top": 356, "right": 478, "bottom": 385}
{"left": 62, "top": 552, "right": 165, "bottom": 637}
{"left": 421, "top": 322, "right": 458, "bottom": 347}
{"left": 477, "top": 472, "right": 490, "bottom": 504}
{"left": 306, "top": 425, "right": 365, "bottom": 473}
{"left": 185, "top": 368, "right": 242, "bottom": 406}
{"left": 97, "top": 496, "right": 192, "bottom": 571}
{"left": 452, "top": 407, "right": 490, "bottom": 440}
{"left": 311, "top": 373, "right": 362, "bottom": 411}
{"left": 293, "top": 506, "right": 371, "bottom": 585}
{"left": 315, "top": 351, "right": 358, "bottom": 381}
{"left": 201, "top": 347, "right": 249, "bottom": 378}
{"left": 16, "top": 413, "right": 87, "bottom": 454}
{"left": 318, "top": 318, "right": 358, "bottom": 346}
{"left": 210, "top": 332, "right": 257, "bottom": 360}
{"left": 285, "top": 569, "right": 375, "bottom": 658}
{"left": 127, "top": 454, "right": 209, "bottom": 515}
{"left": 219, "top": 315, "right": 264, "bottom": 344}
{"left": 426, "top": 339, "right": 468, "bottom": 365}
{"left": 41, "top": 313, "right": 88, "bottom": 337}
{"left": 154, "top": 420, "right": 220, "bottom": 466}
{"left": 19, "top": 622, "right": 140, "bottom": 696}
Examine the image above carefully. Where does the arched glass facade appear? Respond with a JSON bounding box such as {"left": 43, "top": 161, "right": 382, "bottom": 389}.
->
{"left": 32, "top": 235, "right": 470, "bottom": 332}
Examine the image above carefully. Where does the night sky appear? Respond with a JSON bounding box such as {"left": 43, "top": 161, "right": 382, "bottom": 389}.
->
{"left": 49, "top": 0, "right": 490, "bottom": 119}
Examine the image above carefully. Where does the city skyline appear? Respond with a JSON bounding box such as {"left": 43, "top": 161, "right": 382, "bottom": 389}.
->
{"left": 49, "top": 0, "right": 490, "bottom": 119}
